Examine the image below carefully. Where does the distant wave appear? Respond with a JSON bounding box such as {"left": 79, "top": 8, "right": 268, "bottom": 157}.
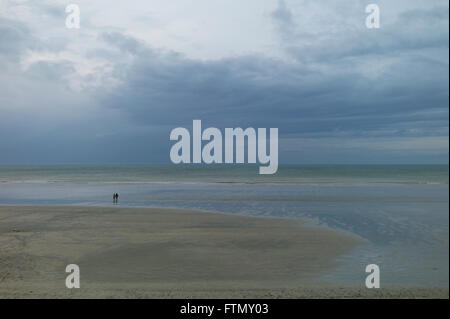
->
{"left": 0, "top": 179, "right": 448, "bottom": 186}
{"left": 0, "top": 165, "right": 448, "bottom": 185}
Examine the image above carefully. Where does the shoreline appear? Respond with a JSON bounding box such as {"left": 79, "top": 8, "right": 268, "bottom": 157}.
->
{"left": 0, "top": 203, "right": 363, "bottom": 241}
{"left": 0, "top": 205, "right": 447, "bottom": 298}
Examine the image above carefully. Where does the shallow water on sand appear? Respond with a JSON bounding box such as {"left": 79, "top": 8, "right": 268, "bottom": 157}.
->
{"left": 0, "top": 165, "right": 448, "bottom": 287}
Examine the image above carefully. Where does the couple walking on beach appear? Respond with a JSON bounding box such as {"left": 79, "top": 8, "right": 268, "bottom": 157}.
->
{"left": 113, "top": 192, "right": 119, "bottom": 203}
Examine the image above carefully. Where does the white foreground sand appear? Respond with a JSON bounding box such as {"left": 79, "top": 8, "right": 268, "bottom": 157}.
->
{"left": 0, "top": 206, "right": 447, "bottom": 298}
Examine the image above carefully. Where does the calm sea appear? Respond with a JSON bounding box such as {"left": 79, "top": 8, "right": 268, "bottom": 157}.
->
{"left": 0, "top": 164, "right": 448, "bottom": 287}
{"left": 0, "top": 164, "right": 447, "bottom": 184}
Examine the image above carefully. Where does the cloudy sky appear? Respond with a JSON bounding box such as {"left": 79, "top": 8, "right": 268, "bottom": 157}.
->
{"left": 0, "top": 0, "right": 448, "bottom": 164}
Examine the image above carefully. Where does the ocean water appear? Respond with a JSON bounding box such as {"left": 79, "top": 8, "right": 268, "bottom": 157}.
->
{"left": 0, "top": 165, "right": 448, "bottom": 287}
{"left": 0, "top": 164, "right": 448, "bottom": 185}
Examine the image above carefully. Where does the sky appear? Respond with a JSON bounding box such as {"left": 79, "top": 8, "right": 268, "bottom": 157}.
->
{"left": 0, "top": 0, "right": 448, "bottom": 164}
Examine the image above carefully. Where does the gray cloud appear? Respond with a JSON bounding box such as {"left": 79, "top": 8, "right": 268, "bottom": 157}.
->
{"left": 0, "top": 1, "right": 448, "bottom": 164}
{"left": 101, "top": 33, "right": 448, "bottom": 136}
{"left": 273, "top": 2, "right": 449, "bottom": 62}
{"left": 100, "top": 32, "right": 144, "bottom": 55}
{"left": 271, "top": 0, "right": 296, "bottom": 41}
{"left": 0, "top": 17, "right": 34, "bottom": 58}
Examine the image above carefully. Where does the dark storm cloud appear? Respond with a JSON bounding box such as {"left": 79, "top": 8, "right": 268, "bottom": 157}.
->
{"left": 0, "top": 1, "right": 448, "bottom": 164}
{"left": 100, "top": 30, "right": 448, "bottom": 141}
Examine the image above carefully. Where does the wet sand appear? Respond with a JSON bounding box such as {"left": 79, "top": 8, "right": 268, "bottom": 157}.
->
{"left": 0, "top": 206, "right": 447, "bottom": 298}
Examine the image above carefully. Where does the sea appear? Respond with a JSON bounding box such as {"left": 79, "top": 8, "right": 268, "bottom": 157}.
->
{"left": 0, "top": 164, "right": 448, "bottom": 287}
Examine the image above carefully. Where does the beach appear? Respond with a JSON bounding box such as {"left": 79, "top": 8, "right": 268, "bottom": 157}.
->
{"left": 0, "top": 205, "right": 447, "bottom": 298}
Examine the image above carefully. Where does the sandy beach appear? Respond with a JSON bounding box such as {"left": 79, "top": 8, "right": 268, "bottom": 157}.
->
{"left": 0, "top": 205, "right": 447, "bottom": 299}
